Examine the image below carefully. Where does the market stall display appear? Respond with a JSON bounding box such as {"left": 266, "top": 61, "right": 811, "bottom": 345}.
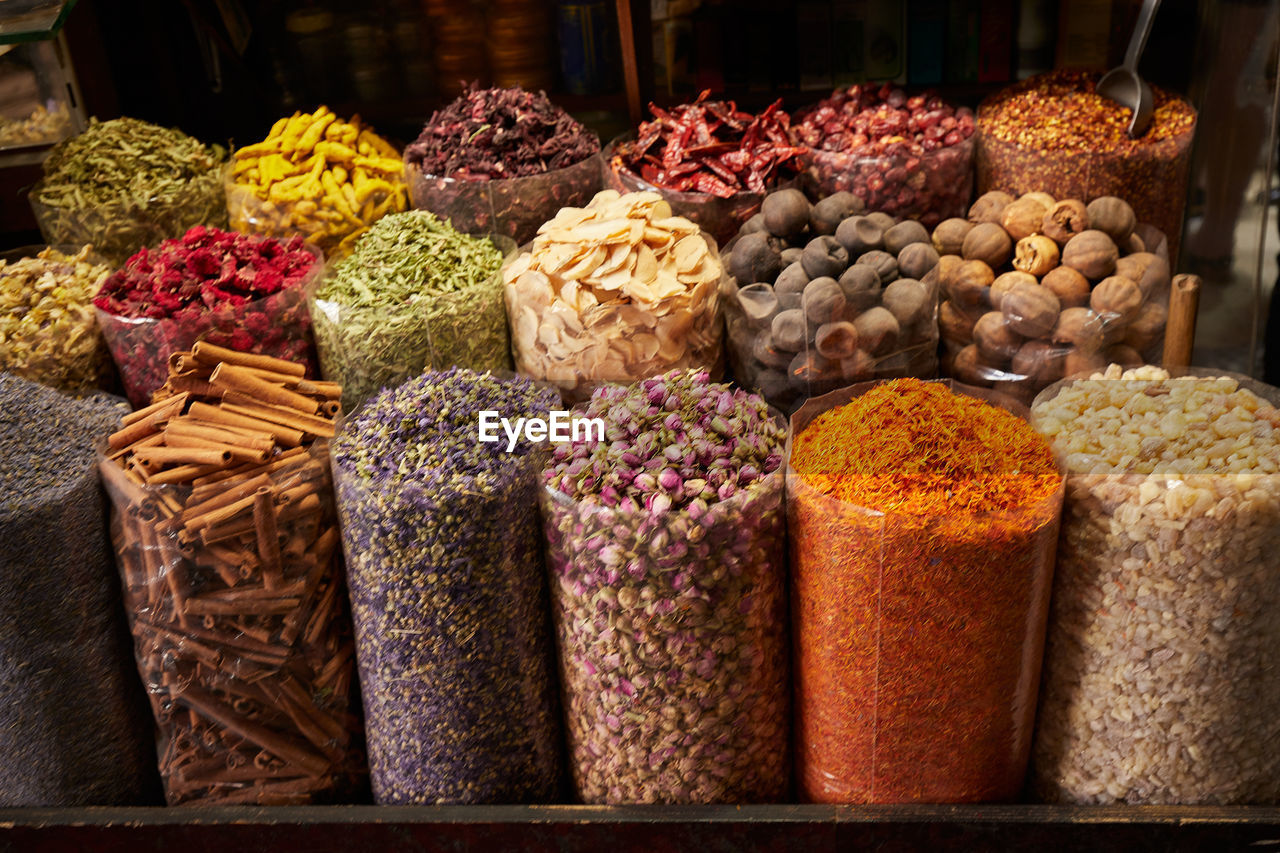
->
{"left": 0, "top": 375, "right": 157, "bottom": 806}
{"left": 792, "top": 84, "right": 975, "bottom": 225}
{"left": 310, "top": 211, "right": 510, "bottom": 411}
{"left": 405, "top": 84, "right": 603, "bottom": 245}
{"left": 1031, "top": 365, "right": 1280, "bottom": 805}
{"left": 93, "top": 226, "right": 322, "bottom": 407}
{"left": 227, "top": 106, "right": 408, "bottom": 259}
{"left": 504, "top": 190, "right": 723, "bottom": 401}
{"left": 976, "top": 71, "right": 1196, "bottom": 260}
{"left": 936, "top": 191, "right": 1171, "bottom": 404}
{"left": 0, "top": 244, "right": 113, "bottom": 392}
{"left": 333, "top": 368, "right": 563, "bottom": 805}
{"left": 605, "top": 93, "right": 805, "bottom": 244}
{"left": 29, "top": 117, "right": 228, "bottom": 266}
{"left": 99, "top": 346, "right": 361, "bottom": 805}
{"left": 722, "top": 187, "right": 940, "bottom": 412}
{"left": 789, "top": 378, "right": 1063, "bottom": 803}
{"left": 543, "top": 370, "right": 789, "bottom": 803}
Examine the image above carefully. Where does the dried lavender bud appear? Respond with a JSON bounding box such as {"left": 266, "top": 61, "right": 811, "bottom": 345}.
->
{"left": 543, "top": 369, "right": 789, "bottom": 804}
{"left": 333, "top": 368, "right": 563, "bottom": 805}
{"left": 0, "top": 376, "right": 157, "bottom": 805}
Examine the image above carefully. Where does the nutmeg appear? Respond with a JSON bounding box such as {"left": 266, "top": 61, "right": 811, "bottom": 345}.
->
{"left": 855, "top": 249, "right": 899, "bottom": 284}
{"left": 1002, "top": 281, "right": 1061, "bottom": 338}
{"left": 814, "top": 320, "right": 860, "bottom": 360}
{"left": 1020, "top": 191, "right": 1057, "bottom": 210}
{"left": 789, "top": 349, "right": 838, "bottom": 384}
{"left": 1052, "top": 307, "right": 1105, "bottom": 353}
{"left": 771, "top": 308, "right": 808, "bottom": 351}
{"left": 1085, "top": 196, "right": 1137, "bottom": 244}
{"left": 944, "top": 258, "right": 995, "bottom": 311}
{"left": 835, "top": 216, "right": 886, "bottom": 255}
{"left": 838, "top": 264, "right": 882, "bottom": 313}
{"left": 1063, "top": 348, "right": 1109, "bottom": 379}
{"left": 736, "top": 283, "right": 779, "bottom": 323}
{"left": 1061, "top": 229, "right": 1119, "bottom": 280}
{"left": 853, "top": 306, "right": 901, "bottom": 356}
{"left": 932, "top": 218, "right": 974, "bottom": 255}
{"left": 1013, "top": 235, "right": 1060, "bottom": 277}
{"left": 897, "top": 242, "right": 941, "bottom": 280}
{"left": 1105, "top": 344, "right": 1144, "bottom": 369}
{"left": 883, "top": 221, "right": 931, "bottom": 255}
{"left": 775, "top": 261, "right": 810, "bottom": 297}
{"left": 968, "top": 190, "right": 1015, "bottom": 224}
{"left": 952, "top": 344, "right": 995, "bottom": 387}
{"left": 939, "top": 300, "right": 977, "bottom": 345}
{"left": 802, "top": 276, "right": 847, "bottom": 324}
{"left": 990, "top": 271, "right": 1037, "bottom": 311}
{"left": 1090, "top": 275, "right": 1144, "bottom": 324}
{"left": 883, "top": 278, "right": 930, "bottom": 327}
{"left": 1041, "top": 266, "right": 1091, "bottom": 309}
{"left": 865, "top": 212, "right": 896, "bottom": 231}
{"left": 1000, "top": 197, "right": 1049, "bottom": 241}
{"left": 752, "top": 332, "right": 794, "bottom": 370}
{"left": 1138, "top": 254, "right": 1171, "bottom": 299}
{"left": 1041, "top": 199, "right": 1089, "bottom": 245}
{"left": 1114, "top": 252, "right": 1154, "bottom": 285}
{"left": 974, "top": 311, "right": 1024, "bottom": 364}
{"left": 962, "top": 222, "right": 1014, "bottom": 269}
{"left": 1122, "top": 300, "right": 1168, "bottom": 352}
{"left": 1012, "top": 339, "right": 1066, "bottom": 385}
{"left": 1126, "top": 233, "right": 1146, "bottom": 254}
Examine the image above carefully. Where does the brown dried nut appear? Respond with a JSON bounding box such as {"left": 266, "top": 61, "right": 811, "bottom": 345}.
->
{"left": 1126, "top": 233, "right": 1146, "bottom": 254}
{"left": 1041, "top": 266, "right": 1091, "bottom": 309}
{"left": 835, "top": 215, "right": 886, "bottom": 255}
{"left": 1105, "top": 344, "right": 1144, "bottom": 369}
{"left": 990, "top": 271, "right": 1037, "bottom": 311}
{"left": 882, "top": 278, "right": 930, "bottom": 327}
{"left": 968, "top": 190, "right": 1014, "bottom": 224}
{"left": 961, "top": 222, "right": 1014, "bottom": 268}
{"left": 1002, "top": 281, "right": 1061, "bottom": 338}
{"left": 810, "top": 191, "right": 864, "bottom": 236}
{"left": 1090, "top": 275, "right": 1144, "bottom": 324}
{"left": 853, "top": 306, "right": 900, "bottom": 356}
{"left": 944, "top": 258, "right": 995, "bottom": 311}
{"left": 1042, "top": 199, "right": 1089, "bottom": 245}
{"left": 855, "top": 250, "right": 899, "bottom": 284}
{"left": 1013, "top": 235, "right": 1060, "bottom": 277}
{"left": 973, "top": 311, "right": 1023, "bottom": 363}
{"left": 932, "top": 218, "right": 973, "bottom": 255}
{"left": 1020, "top": 191, "right": 1057, "bottom": 210}
{"left": 781, "top": 247, "right": 804, "bottom": 266}
{"left": 838, "top": 264, "right": 882, "bottom": 313}
{"left": 1000, "top": 198, "right": 1049, "bottom": 241}
{"left": 883, "top": 221, "right": 931, "bottom": 255}
{"left": 789, "top": 349, "right": 837, "bottom": 385}
{"left": 865, "top": 212, "right": 895, "bottom": 231}
{"left": 814, "top": 320, "right": 859, "bottom": 359}
{"left": 934, "top": 254, "right": 963, "bottom": 289}
{"left": 841, "top": 349, "right": 876, "bottom": 382}
{"left": 1061, "top": 230, "right": 1119, "bottom": 280}
{"left": 1113, "top": 252, "right": 1153, "bottom": 285}
{"left": 1138, "top": 255, "right": 1171, "bottom": 299}
{"left": 952, "top": 344, "right": 994, "bottom": 386}
{"left": 897, "top": 242, "right": 940, "bottom": 280}
{"left": 757, "top": 368, "right": 791, "bottom": 400}
{"left": 938, "top": 300, "right": 977, "bottom": 345}
{"left": 802, "top": 276, "right": 846, "bottom": 324}
{"left": 771, "top": 308, "right": 808, "bottom": 351}
{"left": 1052, "top": 307, "right": 1105, "bottom": 354}
{"left": 1085, "top": 196, "right": 1137, "bottom": 244}
{"left": 752, "top": 332, "right": 794, "bottom": 370}
{"left": 1122, "top": 300, "right": 1168, "bottom": 352}
{"left": 1011, "top": 339, "right": 1066, "bottom": 385}
{"left": 1063, "top": 347, "right": 1109, "bottom": 379}
{"left": 736, "top": 283, "right": 779, "bottom": 322}
{"left": 993, "top": 379, "right": 1036, "bottom": 407}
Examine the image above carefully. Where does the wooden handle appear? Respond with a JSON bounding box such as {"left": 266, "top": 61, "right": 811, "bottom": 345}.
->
{"left": 1162, "top": 273, "right": 1201, "bottom": 370}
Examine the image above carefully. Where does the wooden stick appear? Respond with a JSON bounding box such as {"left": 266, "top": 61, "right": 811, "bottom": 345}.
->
{"left": 191, "top": 341, "right": 307, "bottom": 377}
{"left": 1163, "top": 273, "right": 1201, "bottom": 371}
{"left": 211, "top": 363, "right": 320, "bottom": 414}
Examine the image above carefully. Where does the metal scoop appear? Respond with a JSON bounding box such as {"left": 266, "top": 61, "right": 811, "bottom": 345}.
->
{"left": 1097, "top": 0, "right": 1161, "bottom": 138}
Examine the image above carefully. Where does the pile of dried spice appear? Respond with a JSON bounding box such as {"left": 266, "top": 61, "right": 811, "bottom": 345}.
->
{"left": 0, "top": 245, "right": 113, "bottom": 392}
{"left": 311, "top": 210, "right": 509, "bottom": 411}
{"left": 976, "top": 71, "right": 1196, "bottom": 258}
{"left": 543, "top": 369, "right": 789, "bottom": 804}
{"left": 93, "top": 225, "right": 321, "bottom": 406}
{"left": 30, "top": 117, "right": 228, "bottom": 265}
{"left": 333, "top": 368, "right": 563, "bottom": 805}
{"left": 405, "top": 85, "right": 603, "bottom": 244}
{"left": 0, "top": 374, "right": 157, "bottom": 806}
{"left": 1031, "top": 366, "right": 1280, "bottom": 804}
{"left": 792, "top": 84, "right": 975, "bottom": 224}
{"left": 788, "top": 378, "right": 1063, "bottom": 803}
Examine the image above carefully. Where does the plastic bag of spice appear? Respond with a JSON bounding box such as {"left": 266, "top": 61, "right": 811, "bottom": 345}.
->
{"left": 333, "top": 369, "right": 563, "bottom": 805}
{"left": 788, "top": 378, "right": 1064, "bottom": 803}
{"left": 93, "top": 228, "right": 323, "bottom": 407}
{"left": 937, "top": 192, "right": 1171, "bottom": 406}
{"left": 543, "top": 370, "right": 790, "bottom": 804}
{"left": 1030, "top": 365, "right": 1280, "bottom": 804}
{"left": 99, "top": 350, "right": 363, "bottom": 805}
{"left": 309, "top": 212, "right": 514, "bottom": 411}
{"left": 0, "top": 376, "right": 159, "bottom": 806}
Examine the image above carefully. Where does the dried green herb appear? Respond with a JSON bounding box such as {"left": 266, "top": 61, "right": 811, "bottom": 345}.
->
{"left": 30, "top": 117, "right": 228, "bottom": 265}
{"left": 311, "top": 210, "right": 510, "bottom": 410}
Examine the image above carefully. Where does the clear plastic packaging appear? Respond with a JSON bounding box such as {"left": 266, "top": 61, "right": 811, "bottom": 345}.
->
{"left": 1030, "top": 368, "right": 1280, "bottom": 805}
{"left": 406, "top": 152, "right": 604, "bottom": 245}
{"left": 310, "top": 236, "right": 515, "bottom": 411}
{"left": 0, "top": 378, "right": 157, "bottom": 806}
{"left": 99, "top": 440, "right": 364, "bottom": 806}
{"left": 789, "top": 380, "right": 1064, "bottom": 803}
{"left": 542, "top": 423, "right": 789, "bottom": 804}
{"left": 95, "top": 244, "right": 323, "bottom": 407}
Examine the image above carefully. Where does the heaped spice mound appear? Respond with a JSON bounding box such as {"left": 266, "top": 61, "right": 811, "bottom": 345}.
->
{"left": 405, "top": 84, "right": 601, "bottom": 180}
{"left": 792, "top": 378, "right": 1059, "bottom": 513}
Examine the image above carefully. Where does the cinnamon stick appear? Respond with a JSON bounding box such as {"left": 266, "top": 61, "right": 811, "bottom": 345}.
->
{"left": 211, "top": 363, "right": 320, "bottom": 414}
{"left": 191, "top": 341, "right": 307, "bottom": 378}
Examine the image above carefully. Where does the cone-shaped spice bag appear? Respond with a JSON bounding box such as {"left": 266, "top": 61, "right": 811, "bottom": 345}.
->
{"left": 1031, "top": 366, "right": 1280, "bottom": 804}
{"left": 333, "top": 368, "right": 563, "bottom": 804}
{"left": 0, "top": 375, "right": 158, "bottom": 806}
{"left": 789, "top": 378, "right": 1063, "bottom": 803}
{"left": 543, "top": 369, "right": 789, "bottom": 803}
{"left": 99, "top": 344, "right": 363, "bottom": 805}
